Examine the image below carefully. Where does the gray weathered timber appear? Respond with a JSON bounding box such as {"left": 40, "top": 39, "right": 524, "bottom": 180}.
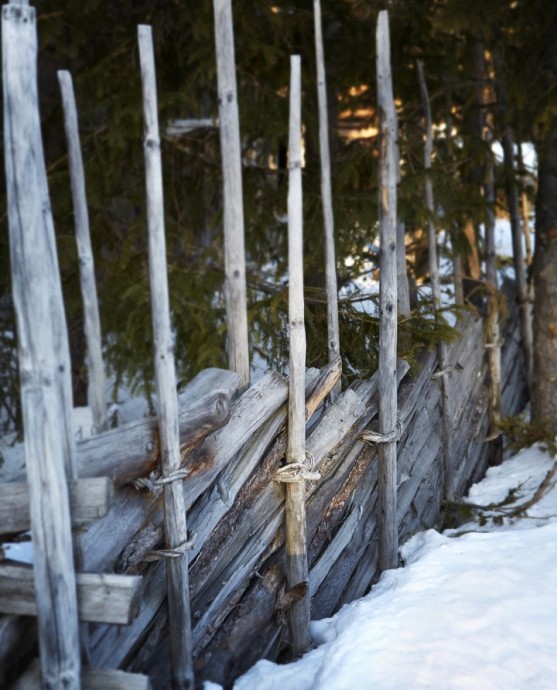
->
{"left": 0, "top": 477, "right": 113, "bottom": 536}
{"left": 15, "top": 660, "right": 151, "bottom": 690}
{"left": 284, "top": 54, "right": 310, "bottom": 656}
{"left": 396, "top": 221, "right": 411, "bottom": 316}
{"left": 2, "top": 3, "right": 81, "bottom": 687}
{"left": 84, "top": 371, "right": 291, "bottom": 670}
{"left": 58, "top": 70, "right": 108, "bottom": 434}
{"left": 484, "top": 130, "right": 503, "bottom": 465}
{"left": 313, "top": 0, "right": 341, "bottom": 395}
{"left": 417, "top": 60, "right": 454, "bottom": 500}
{"left": 502, "top": 127, "right": 533, "bottom": 391}
{"left": 517, "top": 144, "right": 533, "bottom": 266}
{"left": 212, "top": 0, "right": 249, "bottom": 387}
{"left": 143, "top": 304, "right": 524, "bottom": 688}
{"left": 0, "top": 564, "right": 142, "bottom": 625}
{"left": 138, "top": 25, "right": 193, "bottom": 690}
{"left": 394, "top": 109, "right": 411, "bottom": 316}
{"left": 285, "top": 55, "right": 311, "bottom": 657}
{"left": 166, "top": 118, "right": 218, "bottom": 137}
{"left": 6, "top": 372, "right": 238, "bottom": 487}
{"left": 86, "top": 366, "right": 338, "bottom": 678}
{"left": 376, "top": 10, "right": 399, "bottom": 571}
{"left": 79, "top": 389, "right": 232, "bottom": 486}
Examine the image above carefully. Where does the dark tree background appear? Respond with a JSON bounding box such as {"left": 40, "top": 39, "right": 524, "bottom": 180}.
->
{"left": 1, "top": 0, "right": 556, "bottom": 432}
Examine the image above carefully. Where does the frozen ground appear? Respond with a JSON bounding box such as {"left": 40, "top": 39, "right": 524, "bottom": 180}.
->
{"left": 221, "top": 443, "right": 557, "bottom": 690}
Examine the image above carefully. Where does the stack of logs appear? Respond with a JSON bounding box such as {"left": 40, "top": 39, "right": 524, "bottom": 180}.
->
{"left": 0, "top": 281, "right": 526, "bottom": 689}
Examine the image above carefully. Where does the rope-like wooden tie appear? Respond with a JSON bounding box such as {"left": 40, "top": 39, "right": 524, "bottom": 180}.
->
{"left": 144, "top": 538, "right": 195, "bottom": 562}
{"left": 359, "top": 419, "right": 403, "bottom": 445}
{"left": 431, "top": 365, "right": 453, "bottom": 380}
{"left": 274, "top": 451, "right": 321, "bottom": 484}
{"left": 133, "top": 467, "right": 189, "bottom": 493}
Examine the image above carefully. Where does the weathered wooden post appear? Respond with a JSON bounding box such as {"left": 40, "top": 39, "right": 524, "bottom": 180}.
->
{"left": 313, "top": 0, "right": 341, "bottom": 397}
{"left": 376, "top": 11, "right": 400, "bottom": 571}
{"left": 58, "top": 70, "right": 108, "bottom": 434}
{"left": 494, "top": 49, "right": 533, "bottom": 392}
{"left": 417, "top": 60, "right": 454, "bottom": 501}
{"left": 283, "top": 54, "right": 311, "bottom": 655}
{"left": 2, "top": 0, "right": 81, "bottom": 686}
{"left": 394, "top": 112, "right": 411, "bottom": 317}
{"left": 502, "top": 127, "right": 533, "bottom": 392}
{"left": 517, "top": 144, "right": 533, "bottom": 266}
{"left": 212, "top": 0, "right": 250, "bottom": 389}
{"left": 138, "top": 25, "right": 194, "bottom": 689}
{"left": 444, "top": 99, "right": 464, "bottom": 306}
{"left": 484, "top": 129, "right": 503, "bottom": 465}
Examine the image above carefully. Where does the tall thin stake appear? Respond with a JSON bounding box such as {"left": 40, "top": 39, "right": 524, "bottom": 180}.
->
{"left": 394, "top": 110, "right": 411, "bottom": 317}
{"left": 313, "top": 0, "right": 341, "bottom": 397}
{"left": 58, "top": 70, "right": 108, "bottom": 434}
{"left": 376, "top": 11, "right": 399, "bottom": 571}
{"left": 212, "top": 0, "right": 250, "bottom": 388}
{"left": 285, "top": 54, "right": 311, "bottom": 655}
{"left": 484, "top": 129, "right": 503, "bottom": 465}
{"left": 138, "top": 25, "right": 194, "bottom": 690}
{"left": 502, "top": 127, "right": 533, "bottom": 392}
{"left": 417, "top": 60, "right": 454, "bottom": 501}
{"left": 3, "top": 2, "right": 81, "bottom": 686}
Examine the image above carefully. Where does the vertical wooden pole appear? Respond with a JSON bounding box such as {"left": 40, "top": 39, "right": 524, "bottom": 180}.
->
{"left": 2, "top": 2, "right": 81, "bottom": 687}
{"left": 502, "top": 128, "right": 533, "bottom": 391}
{"left": 484, "top": 130, "right": 503, "bottom": 465}
{"left": 285, "top": 54, "right": 310, "bottom": 656}
{"left": 313, "top": 0, "right": 341, "bottom": 397}
{"left": 417, "top": 60, "right": 454, "bottom": 501}
{"left": 212, "top": 0, "right": 249, "bottom": 388}
{"left": 444, "top": 99, "right": 465, "bottom": 306}
{"left": 394, "top": 111, "right": 411, "bottom": 317}
{"left": 138, "top": 25, "right": 193, "bottom": 690}
{"left": 376, "top": 11, "right": 399, "bottom": 571}
{"left": 517, "top": 144, "right": 533, "bottom": 266}
{"left": 494, "top": 49, "right": 533, "bottom": 393}
{"left": 58, "top": 70, "right": 108, "bottom": 434}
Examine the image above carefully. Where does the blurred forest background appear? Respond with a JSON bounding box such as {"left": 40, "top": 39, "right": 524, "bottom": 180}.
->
{"left": 1, "top": 0, "right": 556, "bottom": 433}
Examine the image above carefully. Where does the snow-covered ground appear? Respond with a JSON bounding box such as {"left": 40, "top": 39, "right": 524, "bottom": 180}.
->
{"left": 223, "top": 444, "right": 557, "bottom": 690}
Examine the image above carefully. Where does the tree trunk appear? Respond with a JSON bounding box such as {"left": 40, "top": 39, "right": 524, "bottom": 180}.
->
{"left": 532, "top": 121, "right": 557, "bottom": 433}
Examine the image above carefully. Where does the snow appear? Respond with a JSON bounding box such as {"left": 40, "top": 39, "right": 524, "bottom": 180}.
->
{"left": 222, "top": 444, "right": 557, "bottom": 690}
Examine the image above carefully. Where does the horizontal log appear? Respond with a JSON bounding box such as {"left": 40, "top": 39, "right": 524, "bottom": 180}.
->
{"left": 0, "top": 565, "right": 142, "bottom": 625}
{"left": 77, "top": 389, "right": 234, "bottom": 486}
{"left": 14, "top": 660, "right": 151, "bottom": 690}
{"left": 0, "top": 477, "right": 113, "bottom": 536}
{"left": 7, "top": 368, "right": 240, "bottom": 487}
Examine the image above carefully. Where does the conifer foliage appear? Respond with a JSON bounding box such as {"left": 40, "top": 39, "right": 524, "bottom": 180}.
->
{"left": 0, "top": 1, "right": 555, "bottom": 429}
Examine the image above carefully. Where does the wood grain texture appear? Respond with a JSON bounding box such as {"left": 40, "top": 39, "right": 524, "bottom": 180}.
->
{"left": 212, "top": 0, "right": 249, "bottom": 386}
{"left": 417, "top": 60, "right": 454, "bottom": 500}
{"left": 2, "top": 4, "right": 81, "bottom": 687}
{"left": 376, "top": 10, "right": 399, "bottom": 572}
{"left": 313, "top": 0, "right": 341, "bottom": 393}
{"left": 0, "top": 564, "right": 142, "bottom": 625}
{"left": 484, "top": 129, "right": 503, "bottom": 465}
{"left": 14, "top": 660, "right": 151, "bottom": 690}
{"left": 0, "top": 477, "right": 113, "bottom": 535}
{"left": 58, "top": 70, "right": 108, "bottom": 434}
{"left": 138, "top": 24, "right": 193, "bottom": 689}
{"left": 284, "top": 54, "right": 310, "bottom": 656}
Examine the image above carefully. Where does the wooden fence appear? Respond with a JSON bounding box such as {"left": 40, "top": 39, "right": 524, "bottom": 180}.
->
{"left": 0, "top": 287, "right": 527, "bottom": 689}
{"left": 0, "top": 2, "right": 529, "bottom": 689}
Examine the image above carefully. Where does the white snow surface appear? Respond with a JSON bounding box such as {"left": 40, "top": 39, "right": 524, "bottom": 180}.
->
{"left": 223, "top": 444, "right": 557, "bottom": 690}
